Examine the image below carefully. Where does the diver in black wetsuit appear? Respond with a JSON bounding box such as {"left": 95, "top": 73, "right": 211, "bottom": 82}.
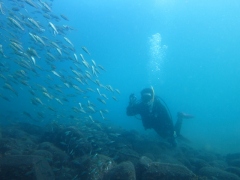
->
{"left": 126, "top": 87, "right": 194, "bottom": 147}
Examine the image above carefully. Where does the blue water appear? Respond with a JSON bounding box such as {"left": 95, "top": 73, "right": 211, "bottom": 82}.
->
{"left": 1, "top": 0, "right": 240, "bottom": 154}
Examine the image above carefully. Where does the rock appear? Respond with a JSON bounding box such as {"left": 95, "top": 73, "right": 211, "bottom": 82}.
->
{"left": 199, "top": 167, "right": 240, "bottom": 180}
{"left": 103, "top": 161, "right": 136, "bottom": 180}
{"left": 227, "top": 153, "right": 240, "bottom": 162}
{"left": 196, "top": 152, "right": 218, "bottom": 162}
{"left": 158, "top": 154, "right": 183, "bottom": 165}
{"left": 229, "top": 159, "right": 240, "bottom": 168}
{"left": 172, "top": 147, "right": 193, "bottom": 169}
{"left": 139, "top": 156, "right": 153, "bottom": 168}
{"left": 0, "top": 155, "right": 54, "bottom": 180}
{"left": 142, "top": 153, "right": 156, "bottom": 161}
{"left": 133, "top": 140, "right": 165, "bottom": 156}
{"left": 189, "top": 158, "right": 210, "bottom": 172}
{"left": 32, "top": 150, "right": 53, "bottom": 163}
{"left": 20, "top": 137, "right": 37, "bottom": 154}
{"left": 3, "top": 128, "right": 28, "bottom": 139}
{"left": 0, "top": 137, "right": 36, "bottom": 155}
{"left": 15, "top": 122, "right": 44, "bottom": 136}
{"left": 136, "top": 156, "right": 153, "bottom": 179}
{"left": 42, "top": 126, "right": 92, "bottom": 157}
{"left": 115, "top": 148, "right": 140, "bottom": 165}
{"left": 141, "top": 162, "right": 197, "bottom": 180}
{"left": 226, "top": 153, "right": 240, "bottom": 168}
{"left": 209, "top": 160, "right": 228, "bottom": 169}
{"left": 4, "top": 149, "right": 22, "bottom": 155}
{"left": 179, "top": 158, "right": 192, "bottom": 170}
{"left": 178, "top": 144, "right": 196, "bottom": 157}
{"left": 38, "top": 142, "right": 69, "bottom": 166}
{"left": 225, "top": 167, "right": 240, "bottom": 177}
{"left": 77, "top": 154, "right": 116, "bottom": 180}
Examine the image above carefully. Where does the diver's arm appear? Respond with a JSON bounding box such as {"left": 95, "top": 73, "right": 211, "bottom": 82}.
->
{"left": 126, "top": 104, "right": 138, "bottom": 116}
{"left": 126, "top": 94, "right": 139, "bottom": 116}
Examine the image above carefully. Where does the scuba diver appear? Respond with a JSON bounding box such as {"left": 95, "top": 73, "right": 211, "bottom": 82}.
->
{"left": 126, "top": 87, "right": 194, "bottom": 147}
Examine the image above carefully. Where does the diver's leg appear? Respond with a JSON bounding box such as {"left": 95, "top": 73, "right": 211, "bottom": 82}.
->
{"left": 154, "top": 127, "right": 176, "bottom": 147}
{"left": 175, "top": 112, "right": 194, "bottom": 136}
{"left": 174, "top": 113, "right": 183, "bottom": 136}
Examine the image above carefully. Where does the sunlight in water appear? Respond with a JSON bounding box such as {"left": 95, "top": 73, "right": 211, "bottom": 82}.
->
{"left": 153, "top": 0, "right": 177, "bottom": 8}
{"left": 148, "top": 33, "right": 167, "bottom": 84}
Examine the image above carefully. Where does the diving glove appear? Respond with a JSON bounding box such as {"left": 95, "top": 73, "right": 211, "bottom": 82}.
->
{"left": 129, "top": 93, "right": 137, "bottom": 105}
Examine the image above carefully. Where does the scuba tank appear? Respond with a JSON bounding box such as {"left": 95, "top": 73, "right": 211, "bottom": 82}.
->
{"left": 150, "top": 86, "right": 173, "bottom": 122}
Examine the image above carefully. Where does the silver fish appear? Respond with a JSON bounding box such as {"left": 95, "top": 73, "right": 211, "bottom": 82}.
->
{"left": 0, "top": 44, "right": 6, "bottom": 57}
{"left": 8, "top": 17, "right": 24, "bottom": 31}
{"left": 60, "top": 14, "right": 69, "bottom": 21}
{"left": 52, "top": 70, "right": 61, "bottom": 78}
{"left": 25, "top": 0, "right": 38, "bottom": 9}
{"left": 64, "top": 37, "right": 74, "bottom": 47}
{"left": 28, "top": 18, "right": 44, "bottom": 31}
{"left": 82, "top": 46, "right": 91, "bottom": 55}
{"left": 49, "top": 22, "right": 58, "bottom": 35}
{"left": 39, "top": 0, "right": 51, "bottom": 12}
{"left": 0, "top": 2, "right": 5, "bottom": 15}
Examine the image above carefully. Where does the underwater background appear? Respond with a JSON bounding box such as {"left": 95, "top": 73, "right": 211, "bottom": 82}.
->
{"left": 1, "top": 0, "right": 240, "bottom": 157}
{"left": 54, "top": 0, "right": 240, "bottom": 154}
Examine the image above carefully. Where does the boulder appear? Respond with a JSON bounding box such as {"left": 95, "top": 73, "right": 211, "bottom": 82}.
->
{"left": 0, "top": 137, "right": 37, "bottom": 155}
{"left": 0, "top": 155, "right": 54, "bottom": 180}
{"left": 42, "top": 126, "right": 92, "bottom": 157}
{"left": 229, "top": 159, "right": 240, "bottom": 168}
{"left": 227, "top": 153, "right": 240, "bottom": 162}
{"left": 76, "top": 154, "right": 115, "bottom": 180}
{"left": 135, "top": 156, "right": 153, "bottom": 179}
{"left": 141, "top": 162, "right": 197, "bottom": 180}
{"left": 199, "top": 167, "right": 240, "bottom": 180}
{"left": 115, "top": 148, "right": 140, "bottom": 165}
{"left": 225, "top": 167, "right": 240, "bottom": 177}
{"left": 157, "top": 154, "right": 183, "bottom": 165}
{"left": 15, "top": 122, "right": 44, "bottom": 136}
{"left": 189, "top": 158, "right": 210, "bottom": 172}
{"left": 209, "top": 160, "right": 228, "bottom": 169}
{"left": 196, "top": 152, "right": 218, "bottom": 162}
{"left": 32, "top": 150, "right": 53, "bottom": 163}
{"left": 38, "top": 142, "right": 69, "bottom": 166}
{"left": 4, "top": 149, "right": 22, "bottom": 156}
{"left": 103, "top": 161, "right": 136, "bottom": 180}
{"left": 139, "top": 156, "right": 153, "bottom": 169}
{"left": 3, "top": 128, "right": 28, "bottom": 139}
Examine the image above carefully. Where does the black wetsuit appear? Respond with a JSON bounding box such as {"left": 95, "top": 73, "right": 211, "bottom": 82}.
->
{"left": 127, "top": 96, "right": 175, "bottom": 142}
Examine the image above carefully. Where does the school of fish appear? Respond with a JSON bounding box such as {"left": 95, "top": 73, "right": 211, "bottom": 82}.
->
{"left": 0, "top": 0, "right": 120, "bottom": 123}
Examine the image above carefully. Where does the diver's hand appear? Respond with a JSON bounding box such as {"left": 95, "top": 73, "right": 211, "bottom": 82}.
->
{"left": 129, "top": 93, "right": 137, "bottom": 105}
